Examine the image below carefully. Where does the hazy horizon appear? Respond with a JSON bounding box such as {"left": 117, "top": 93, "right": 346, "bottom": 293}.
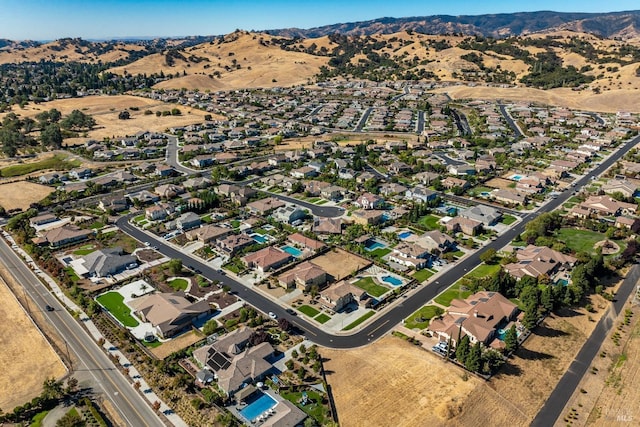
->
{"left": 1, "top": 0, "right": 639, "bottom": 41}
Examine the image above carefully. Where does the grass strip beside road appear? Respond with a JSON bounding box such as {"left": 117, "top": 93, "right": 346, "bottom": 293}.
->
{"left": 343, "top": 311, "right": 375, "bottom": 330}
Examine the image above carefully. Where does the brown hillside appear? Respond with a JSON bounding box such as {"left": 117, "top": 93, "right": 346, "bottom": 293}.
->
{"left": 0, "top": 39, "right": 142, "bottom": 65}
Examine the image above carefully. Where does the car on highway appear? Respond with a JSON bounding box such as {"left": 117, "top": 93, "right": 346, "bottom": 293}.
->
{"left": 45, "top": 305, "right": 54, "bottom": 312}
{"left": 285, "top": 308, "right": 297, "bottom": 316}
{"left": 268, "top": 312, "right": 277, "bottom": 319}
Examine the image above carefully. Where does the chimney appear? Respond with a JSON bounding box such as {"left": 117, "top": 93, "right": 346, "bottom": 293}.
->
{"left": 473, "top": 310, "right": 479, "bottom": 318}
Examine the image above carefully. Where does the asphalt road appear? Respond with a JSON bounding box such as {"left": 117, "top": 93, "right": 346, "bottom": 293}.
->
{"left": 116, "top": 134, "right": 640, "bottom": 350}
{"left": 416, "top": 110, "right": 426, "bottom": 135}
{"left": 354, "top": 107, "right": 373, "bottom": 132}
{"left": 498, "top": 103, "right": 524, "bottom": 138}
{"left": 0, "top": 238, "right": 163, "bottom": 427}
{"left": 258, "top": 190, "right": 345, "bottom": 218}
{"left": 531, "top": 264, "right": 640, "bottom": 427}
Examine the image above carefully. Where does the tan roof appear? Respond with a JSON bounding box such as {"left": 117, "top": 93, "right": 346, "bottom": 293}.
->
{"left": 186, "top": 225, "right": 231, "bottom": 242}
{"left": 322, "top": 281, "right": 366, "bottom": 302}
{"left": 41, "top": 225, "right": 92, "bottom": 245}
{"left": 246, "top": 197, "right": 285, "bottom": 213}
{"left": 130, "top": 292, "right": 210, "bottom": 335}
{"left": 503, "top": 245, "right": 577, "bottom": 279}
{"left": 242, "top": 246, "right": 291, "bottom": 270}
{"left": 313, "top": 217, "right": 343, "bottom": 234}
{"left": 278, "top": 261, "right": 326, "bottom": 287}
{"left": 287, "top": 233, "right": 325, "bottom": 251}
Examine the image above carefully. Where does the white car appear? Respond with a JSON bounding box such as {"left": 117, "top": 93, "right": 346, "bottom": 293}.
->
{"left": 268, "top": 312, "right": 277, "bottom": 319}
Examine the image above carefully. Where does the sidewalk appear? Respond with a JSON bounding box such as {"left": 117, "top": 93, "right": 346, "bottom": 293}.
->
{"left": 2, "top": 232, "right": 188, "bottom": 427}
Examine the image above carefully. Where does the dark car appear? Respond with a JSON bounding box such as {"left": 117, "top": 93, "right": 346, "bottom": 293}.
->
{"left": 45, "top": 305, "right": 54, "bottom": 312}
{"left": 285, "top": 308, "right": 297, "bottom": 316}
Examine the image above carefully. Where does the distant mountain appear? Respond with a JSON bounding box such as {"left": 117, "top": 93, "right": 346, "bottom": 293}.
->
{"left": 0, "top": 39, "right": 41, "bottom": 50}
{"left": 266, "top": 10, "right": 640, "bottom": 39}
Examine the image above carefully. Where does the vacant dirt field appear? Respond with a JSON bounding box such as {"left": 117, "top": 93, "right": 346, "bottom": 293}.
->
{"left": 558, "top": 302, "right": 640, "bottom": 426}
{"left": 485, "top": 177, "right": 515, "bottom": 190}
{"left": 0, "top": 277, "right": 66, "bottom": 410}
{"left": 310, "top": 248, "right": 371, "bottom": 282}
{"left": 275, "top": 132, "right": 420, "bottom": 151}
{"left": 150, "top": 330, "right": 204, "bottom": 360}
{"left": 323, "top": 335, "right": 479, "bottom": 427}
{"left": 2, "top": 95, "right": 222, "bottom": 143}
{"left": 0, "top": 181, "right": 55, "bottom": 211}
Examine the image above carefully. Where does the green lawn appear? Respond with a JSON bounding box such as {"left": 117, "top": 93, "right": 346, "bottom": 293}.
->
{"left": 316, "top": 199, "right": 329, "bottom": 205}
{"left": 416, "top": 214, "right": 441, "bottom": 230}
{"left": 467, "top": 263, "right": 501, "bottom": 280}
{"left": 231, "top": 220, "right": 241, "bottom": 228}
{"left": 450, "top": 250, "right": 465, "bottom": 258}
{"left": 30, "top": 410, "right": 50, "bottom": 427}
{"left": 65, "top": 267, "right": 80, "bottom": 285}
{"left": 73, "top": 244, "right": 95, "bottom": 256}
{"left": 315, "top": 313, "right": 331, "bottom": 324}
{"left": 298, "top": 305, "right": 320, "bottom": 317}
{"left": 412, "top": 268, "right": 435, "bottom": 282}
{"left": 142, "top": 339, "right": 162, "bottom": 348}
{"left": 368, "top": 247, "right": 391, "bottom": 260}
{"left": 353, "top": 277, "right": 389, "bottom": 298}
{"left": 90, "top": 221, "right": 105, "bottom": 229}
{"left": 343, "top": 311, "right": 375, "bottom": 330}
{"left": 201, "top": 214, "right": 213, "bottom": 223}
{"left": 434, "top": 282, "right": 473, "bottom": 307}
{"left": 133, "top": 214, "right": 145, "bottom": 222}
{"left": 404, "top": 305, "right": 444, "bottom": 329}
{"left": 0, "top": 154, "right": 79, "bottom": 178}
{"left": 555, "top": 228, "right": 605, "bottom": 254}
{"left": 96, "top": 292, "right": 139, "bottom": 327}
{"left": 223, "top": 259, "right": 245, "bottom": 274}
{"left": 281, "top": 390, "right": 329, "bottom": 425}
{"left": 500, "top": 215, "right": 517, "bottom": 225}
{"left": 169, "top": 278, "right": 189, "bottom": 291}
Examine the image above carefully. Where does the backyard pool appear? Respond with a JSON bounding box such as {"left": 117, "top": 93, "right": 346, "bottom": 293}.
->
{"left": 497, "top": 326, "right": 521, "bottom": 341}
{"left": 556, "top": 279, "right": 569, "bottom": 286}
{"left": 510, "top": 174, "right": 523, "bottom": 181}
{"left": 365, "top": 240, "right": 386, "bottom": 251}
{"left": 239, "top": 391, "right": 277, "bottom": 422}
{"left": 480, "top": 192, "right": 490, "bottom": 197}
{"left": 381, "top": 275, "right": 403, "bottom": 287}
{"left": 281, "top": 245, "right": 303, "bottom": 258}
{"left": 251, "top": 234, "right": 267, "bottom": 244}
{"left": 398, "top": 231, "right": 413, "bottom": 239}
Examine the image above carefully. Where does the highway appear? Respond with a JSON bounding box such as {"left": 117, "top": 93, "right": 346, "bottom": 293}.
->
{"left": 116, "top": 132, "right": 640, "bottom": 349}
{"left": 0, "top": 238, "right": 164, "bottom": 427}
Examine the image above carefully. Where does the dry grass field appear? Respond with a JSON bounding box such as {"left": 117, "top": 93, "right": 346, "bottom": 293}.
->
{"left": 310, "top": 248, "right": 371, "bottom": 282}
{"left": 150, "top": 330, "right": 203, "bottom": 360}
{"left": 2, "top": 95, "right": 221, "bottom": 143}
{"left": 0, "top": 40, "right": 142, "bottom": 65}
{"left": 0, "top": 277, "right": 66, "bottom": 410}
{"left": 0, "top": 181, "right": 55, "bottom": 210}
{"left": 322, "top": 335, "right": 480, "bottom": 427}
{"left": 557, "top": 302, "right": 640, "bottom": 426}
{"left": 485, "top": 177, "right": 515, "bottom": 190}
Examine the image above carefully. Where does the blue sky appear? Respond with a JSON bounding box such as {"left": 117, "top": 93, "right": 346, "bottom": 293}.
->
{"left": 1, "top": 0, "right": 638, "bottom": 40}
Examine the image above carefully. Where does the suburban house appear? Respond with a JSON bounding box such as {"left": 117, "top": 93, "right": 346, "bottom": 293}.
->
{"left": 154, "top": 184, "right": 185, "bottom": 199}
{"left": 320, "top": 281, "right": 370, "bottom": 312}
{"left": 351, "top": 209, "right": 384, "bottom": 226}
{"left": 185, "top": 225, "right": 232, "bottom": 244}
{"left": 616, "top": 216, "right": 640, "bottom": 231}
{"left": 570, "top": 195, "right": 637, "bottom": 218}
{"left": 602, "top": 179, "right": 637, "bottom": 198}
{"left": 242, "top": 247, "right": 292, "bottom": 273}
{"left": 272, "top": 205, "right": 306, "bottom": 224}
{"left": 217, "top": 234, "right": 255, "bottom": 255}
{"left": 459, "top": 205, "right": 502, "bottom": 226}
{"left": 405, "top": 186, "right": 438, "bottom": 203}
{"left": 183, "top": 176, "right": 213, "bottom": 190}
{"left": 429, "top": 291, "right": 519, "bottom": 348}
{"left": 34, "top": 225, "right": 93, "bottom": 248}
{"left": 69, "top": 167, "right": 93, "bottom": 180}
{"left": 176, "top": 212, "right": 201, "bottom": 230}
{"left": 444, "top": 216, "right": 483, "bottom": 236}
{"left": 313, "top": 217, "right": 343, "bottom": 235}
{"left": 354, "top": 192, "right": 385, "bottom": 210}
{"left": 412, "top": 230, "right": 455, "bottom": 253}
{"left": 145, "top": 205, "right": 168, "bottom": 221}
{"left": 321, "top": 185, "right": 346, "bottom": 201}
{"left": 287, "top": 233, "right": 325, "bottom": 252}
{"left": 290, "top": 166, "right": 317, "bottom": 179}
{"left": 491, "top": 189, "right": 528, "bottom": 206}
{"left": 30, "top": 213, "right": 58, "bottom": 227}
{"left": 277, "top": 261, "right": 327, "bottom": 291}
{"left": 72, "top": 247, "right": 137, "bottom": 278}
{"left": 503, "top": 245, "right": 577, "bottom": 281}
{"left": 98, "top": 195, "right": 128, "bottom": 212}
{"left": 388, "top": 242, "right": 431, "bottom": 269}
{"left": 246, "top": 197, "right": 286, "bottom": 215}
{"left": 192, "top": 327, "right": 275, "bottom": 397}
{"left": 442, "top": 177, "right": 470, "bottom": 190}
{"left": 131, "top": 292, "right": 212, "bottom": 339}
{"left": 155, "top": 165, "right": 176, "bottom": 177}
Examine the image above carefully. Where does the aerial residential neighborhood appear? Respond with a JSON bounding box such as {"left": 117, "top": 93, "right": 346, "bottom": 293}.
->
{"left": 1, "top": 3, "right": 640, "bottom": 427}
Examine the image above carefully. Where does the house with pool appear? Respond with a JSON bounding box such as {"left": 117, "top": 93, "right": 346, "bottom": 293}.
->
{"left": 428, "top": 291, "right": 520, "bottom": 349}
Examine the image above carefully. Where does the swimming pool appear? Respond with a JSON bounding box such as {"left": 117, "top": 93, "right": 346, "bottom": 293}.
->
{"left": 556, "top": 279, "right": 569, "bottom": 286}
{"left": 239, "top": 391, "right": 277, "bottom": 422}
{"left": 497, "top": 327, "right": 521, "bottom": 341}
{"left": 382, "top": 275, "right": 403, "bottom": 287}
{"left": 398, "top": 231, "right": 413, "bottom": 239}
{"left": 281, "top": 245, "right": 303, "bottom": 257}
{"left": 251, "top": 234, "right": 267, "bottom": 244}
{"left": 480, "top": 192, "right": 490, "bottom": 197}
{"left": 510, "top": 174, "right": 523, "bottom": 181}
{"left": 365, "top": 241, "right": 386, "bottom": 251}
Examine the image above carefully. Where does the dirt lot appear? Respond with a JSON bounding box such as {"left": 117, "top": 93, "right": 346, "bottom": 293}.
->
{"left": 275, "top": 132, "right": 420, "bottom": 151}
{"left": 310, "top": 248, "right": 371, "bottom": 282}
{"left": 322, "top": 335, "right": 480, "bottom": 427}
{"left": 1, "top": 95, "right": 222, "bottom": 144}
{"left": 150, "top": 330, "right": 204, "bottom": 360}
{"left": 0, "top": 277, "right": 67, "bottom": 410}
{"left": 558, "top": 301, "right": 640, "bottom": 426}
{"left": 484, "top": 177, "right": 515, "bottom": 190}
{"left": 0, "top": 181, "right": 55, "bottom": 211}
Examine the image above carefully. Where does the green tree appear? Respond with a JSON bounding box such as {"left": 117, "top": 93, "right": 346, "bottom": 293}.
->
{"left": 479, "top": 248, "right": 497, "bottom": 264}
{"left": 456, "top": 335, "right": 470, "bottom": 363}
{"left": 504, "top": 324, "right": 518, "bottom": 352}
{"left": 465, "top": 342, "right": 482, "bottom": 373}
{"left": 168, "top": 259, "right": 182, "bottom": 275}
{"left": 203, "top": 319, "right": 218, "bottom": 335}
{"left": 41, "top": 123, "right": 63, "bottom": 148}
{"left": 56, "top": 409, "right": 84, "bottom": 427}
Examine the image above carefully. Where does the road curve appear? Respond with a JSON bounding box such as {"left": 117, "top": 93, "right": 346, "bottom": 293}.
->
{"left": 117, "top": 134, "right": 640, "bottom": 350}
{"left": 0, "top": 239, "right": 164, "bottom": 427}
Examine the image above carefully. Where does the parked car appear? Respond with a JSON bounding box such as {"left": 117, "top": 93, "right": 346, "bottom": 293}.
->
{"left": 268, "top": 312, "right": 277, "bottom": 319}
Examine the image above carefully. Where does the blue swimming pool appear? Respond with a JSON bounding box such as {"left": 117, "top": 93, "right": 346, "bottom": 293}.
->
{"left": 398, "top": 231, "right": 413, "bottom": 239}
{"left": 556, "top": 279, "right": 569, "bottom": 286}
{"left": 480, "top": 192, "right": 490, "bottom": 197}
{"left": 382, "top": 275, "right": 402, "bottom": 287}
{"left": 281, "top": 245, "right": 303, "bottom": 257}
{"left": 497, "top": 327, "right": 521, "bottom": 341}
{"left": 239, "top": 391, "right": 277, "bottom": 422}
{"left": 511, "top": 174, "right": 523, "bottom": 181}
{"left": 365, "top": 241, "right": 386, "bottom": 251}
{"left": 251, "top": 234, "right": 267, "bottom": 244}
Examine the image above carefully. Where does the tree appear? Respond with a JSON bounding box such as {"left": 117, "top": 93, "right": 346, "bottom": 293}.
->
{"left": 168, "top": 259, "right": 182, "bottom": 275}
{"left": 56, "top": 409, "right": 84, "bottom": 427}
{"left": 42, "top": 377, "right": 63, "bottom": 400}
{"left": 278, "top": 317, "right": 291, "bottom": 332}
{"left": 118, "top": 111, "right": 130, "bottom": 120}
{"left": 455, "top": 335, "right": 470, "bottom": 363}
{"left": 465, "top": 342, "right": 482, "bottom": 372}
{"left": 41, "top": 123, "right": 63, "bottom": 148}
{"left": 504, "top": 324, "right": 518, "bottom": 352}
{"left": 202, "top": 319, "right": 218, "bottom": 335}
{"left": 479, "top": 248, "right": 497, "bottom": 264}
